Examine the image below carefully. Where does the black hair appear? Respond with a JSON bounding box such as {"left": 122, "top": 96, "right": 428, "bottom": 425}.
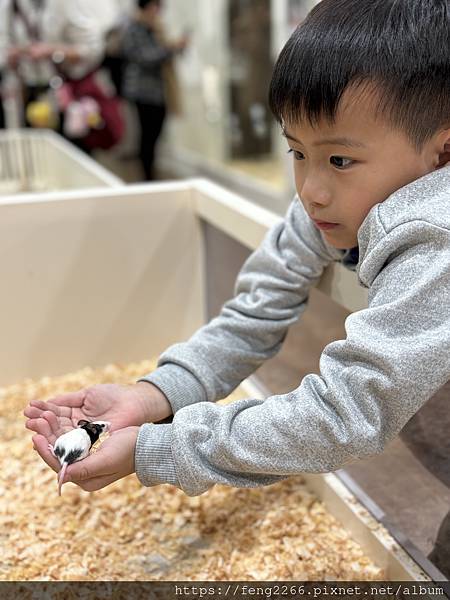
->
{"left": 138, "top": 0, "right": 161, "bottom": 9}
{"left": 269, "top": 0, "right": 450, "bottom": 149}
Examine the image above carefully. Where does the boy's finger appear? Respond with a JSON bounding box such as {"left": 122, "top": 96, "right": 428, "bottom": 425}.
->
{"left": 29, "top": 399, "right": 72, "bottom": 418}
{"left": 29, "top": 399, "right": 55, "bottom": 411}
{"left": 25, "top": 417, "right": 57, "bottom": 441}
{"left": 45, "top": 401, "right": 72, "bottom": 419}
{"left": 47, "top": 390, "right": 86, "bottom": 408}
{"left": 23, "top": 406, "right": 45, "bottom": 419}
{"left": 65, "top": 451, "right": 114, "bottom": 483}
{"left": 42, "top": 410, "right": 69, "bottom": 436}
{"left": 32, "top": 434, "right": 60, "bottom": 472}
{"left": 76, "top": 473, "right": 120, "bottom": 492}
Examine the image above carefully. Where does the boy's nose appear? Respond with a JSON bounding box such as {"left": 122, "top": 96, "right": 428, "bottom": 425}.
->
{"left": 299, "top": 176, "right": 332, "bottom": 208}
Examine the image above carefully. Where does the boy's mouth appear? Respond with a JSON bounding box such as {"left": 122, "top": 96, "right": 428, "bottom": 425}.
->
{"left": 311, "top": 219, "right": 340, "bottom": 231}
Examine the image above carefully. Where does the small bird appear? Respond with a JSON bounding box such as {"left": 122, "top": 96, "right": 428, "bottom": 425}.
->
{"left": 48, "top": 420, "right": 110, "bottom": 496}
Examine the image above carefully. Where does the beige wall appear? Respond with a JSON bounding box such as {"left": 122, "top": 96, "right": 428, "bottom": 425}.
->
{"left": 163, "top": 0, "right": 229, "bottom": 163}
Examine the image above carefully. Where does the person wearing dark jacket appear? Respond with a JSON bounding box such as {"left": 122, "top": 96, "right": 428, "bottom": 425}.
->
{"left": 121, "top": 0, "right": 187, "bottom": 180}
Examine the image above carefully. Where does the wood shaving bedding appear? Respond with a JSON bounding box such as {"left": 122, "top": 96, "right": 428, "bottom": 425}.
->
{"left": 0, "top": 360, "right": 383, "bottom": 581}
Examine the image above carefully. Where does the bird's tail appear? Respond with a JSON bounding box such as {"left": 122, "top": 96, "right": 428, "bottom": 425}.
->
{"left": 58, "top": 462, "right": 68, "bottom": 497}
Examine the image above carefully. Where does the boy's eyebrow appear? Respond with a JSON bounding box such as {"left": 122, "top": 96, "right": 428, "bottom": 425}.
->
{"left": 281, "top": 129, "right": 366, "bottom": 149}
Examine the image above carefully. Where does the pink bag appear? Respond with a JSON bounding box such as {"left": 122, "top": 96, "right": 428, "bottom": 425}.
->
{"left": 61, "top": 71, "right": 125, "bottom": 150}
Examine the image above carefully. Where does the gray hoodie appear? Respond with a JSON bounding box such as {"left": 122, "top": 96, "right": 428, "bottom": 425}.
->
{"left": 135, "top": 165, "right": 450, "bottom": 496}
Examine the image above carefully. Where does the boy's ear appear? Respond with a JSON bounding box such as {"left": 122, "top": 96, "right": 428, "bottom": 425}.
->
{"left": 436, "top": 128, "right": 450, "bottom": 169}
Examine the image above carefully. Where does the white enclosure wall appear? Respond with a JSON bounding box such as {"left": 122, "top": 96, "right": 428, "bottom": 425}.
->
{"left": 0, "top": 183, "right": 205, "bottom": 384}
{"left": 0, "top": 178, "right": 366, "bottom": 385}
{"left": 0, "top": 130, "right": 123, "bottom": 193}
{"left": 0, "top": 177, "right": 430, "bottom": 581}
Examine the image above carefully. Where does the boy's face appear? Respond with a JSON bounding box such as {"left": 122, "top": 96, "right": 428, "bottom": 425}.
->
{"left": 283, "top": 89, "right": 441, "bottom": 249}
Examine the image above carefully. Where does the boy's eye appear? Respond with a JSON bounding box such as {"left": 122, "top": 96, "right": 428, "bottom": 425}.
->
{"left": 287, "top": 148, "right": 305, "bottom": 161}
{"left": 330, "top": 156, "right": 353, "bottom": 169}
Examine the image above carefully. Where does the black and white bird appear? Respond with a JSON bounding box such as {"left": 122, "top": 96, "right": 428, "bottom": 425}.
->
{"left": 48, "top": 420, "right": 110, "bottom": 496}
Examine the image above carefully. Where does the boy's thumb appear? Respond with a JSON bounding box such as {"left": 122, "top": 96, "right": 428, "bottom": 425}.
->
{"left": 67, "top": 453, "right": 105, "bottom": 482}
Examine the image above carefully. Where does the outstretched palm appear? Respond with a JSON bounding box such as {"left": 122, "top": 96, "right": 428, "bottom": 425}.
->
{"left": 24, "top": 383, "right": 153, "bottom": 440}
{"left": 24, "top": 382, "right": 171, "bottom": 489}
{"left": 24, "top": 384, "right": 157, "bottom": 489}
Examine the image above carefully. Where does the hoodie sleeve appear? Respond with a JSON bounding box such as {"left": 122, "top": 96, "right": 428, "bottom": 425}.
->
{"left": 138, "top": 198, "right": 340, "bottom": 413}
{"left": 135, "top": 202, "right": 450, "bottom": 496}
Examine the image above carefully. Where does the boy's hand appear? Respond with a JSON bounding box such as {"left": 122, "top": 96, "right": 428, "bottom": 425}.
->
{"left": 33, "top": 426, "right": 139, "bottom": 492}
{"left": 25, "top": 383, "right": 170, "bottom": 492}
{"left": 24, "top": 382, "right": 172, "bottom": 436}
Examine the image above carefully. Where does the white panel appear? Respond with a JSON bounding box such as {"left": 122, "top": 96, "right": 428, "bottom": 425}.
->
{"left": 193, "top": 178, "right": 281, "bottom": 250}
{"left": 43, "top": 131, "right": 124, "bottom": 189}
{"left": 0, "top": 176, "right": 367, "bottom": 383}
{"left": 0, "top": 130, "right": 122, "bottom": 194}
{"left": 0, "top": 185, "right": 205, "bottom": 384}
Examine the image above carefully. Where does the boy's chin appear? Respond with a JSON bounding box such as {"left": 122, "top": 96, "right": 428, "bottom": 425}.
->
{"left": 322, "top": 230, "right": 358, "bottom": 250}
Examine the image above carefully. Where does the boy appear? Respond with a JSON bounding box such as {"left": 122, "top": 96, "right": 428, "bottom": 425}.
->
{"left": 25, "top": 0, "right": 450, "bottom": 497}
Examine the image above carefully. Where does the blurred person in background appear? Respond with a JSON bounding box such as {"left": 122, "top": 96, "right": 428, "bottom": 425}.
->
{"left": 0, "top": 0, "right": 119, "bottom": 135}
{"left": 121, "top": 0, "right": 188, "bottom": 181}
{"left": 0, "top": 69, "right": 4, "bottom": 128}
{"left": 102, "top": 0, "right": 135, "bottom": 97}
